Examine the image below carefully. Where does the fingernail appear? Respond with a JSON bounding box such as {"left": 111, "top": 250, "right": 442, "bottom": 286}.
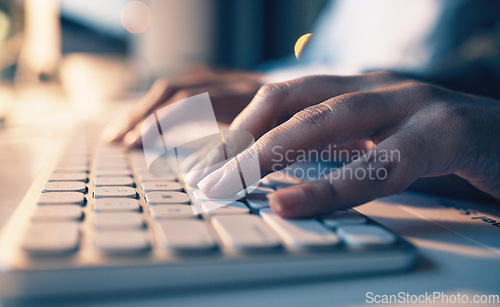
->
{"left": 198, "top": 160, "right": 243, "bottom": 199}
{"left": 266, "top": 193, "right": 283, "bottom": 213}
{"left": 122, "top": 130, "right": 139, "bottom": 147}
{"left": 267, "top": 187, "right": 306, "bottom": 216}
{"left": 101, "top": 127, "right": 120, "bottom": 143}
{"left": 183, "top": 162, "right": 219, "bottom": 188}
{"left": 197, "top": 166, "right": 225, "bottom": 192}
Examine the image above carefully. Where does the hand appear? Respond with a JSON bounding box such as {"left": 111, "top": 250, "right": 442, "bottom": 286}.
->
{"left": 103, "top": 66, "right": 263, "bottom": 147}
{"left": 195, "top": 72, "right": 500, "bottom": 218}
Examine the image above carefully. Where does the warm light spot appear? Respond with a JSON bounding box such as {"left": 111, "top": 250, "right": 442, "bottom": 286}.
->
{"left": 120, "top": 1, "right": 152, "bottom": 34}
{"left": 294, "top": 33, "right": 312, "bottom": 60}
{"left": 0, "top": 10, "right": 10, "bottom": 42}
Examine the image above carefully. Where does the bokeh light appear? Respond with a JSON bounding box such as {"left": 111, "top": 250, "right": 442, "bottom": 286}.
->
{"left": 294, "top": 33, "right": 312, "bottom": 60}
{"left": 120, "top": 1, "right": 152, "bottom": 34}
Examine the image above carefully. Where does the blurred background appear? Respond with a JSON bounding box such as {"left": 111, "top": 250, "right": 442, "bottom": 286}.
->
{"left": 0, "top": 0, "right": 327, "bottom": 87}
{"left": 0, "top": 0, "right": 330, "bottom": 128}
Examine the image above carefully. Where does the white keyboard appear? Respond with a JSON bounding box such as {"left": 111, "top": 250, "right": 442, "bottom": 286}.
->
{"left": 0, "top": 132, "right": 417, "bottom": 299}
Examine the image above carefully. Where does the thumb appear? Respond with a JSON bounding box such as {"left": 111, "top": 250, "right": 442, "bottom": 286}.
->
{"left": 267, "top": 135, "right": 424, "bottom": 218}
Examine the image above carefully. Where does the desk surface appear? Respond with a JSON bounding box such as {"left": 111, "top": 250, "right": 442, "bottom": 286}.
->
{"left": 1, "top": 90, "right": 499, "bottom": 306}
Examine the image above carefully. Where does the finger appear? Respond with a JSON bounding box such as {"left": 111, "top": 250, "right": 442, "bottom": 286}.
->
{"left": 230, "top": 71, "right": 404, "bottom": 140}
{"left": 122, "top": 89, "right": 207, "bottom": 148}
{"left": 103, "top": 78, "right": 173, "bottom": 143}
{"left": 198, "top": 87, "right": 414, "bottom": 199}
{"left": 266, "top": 131, "right": 427, "bottom": 218}
{"left": 105, "top": 71, "right": 238, "bottom": 143}
{"left": 181, "top": 140, "right": 227, "bottom": 187}
{"left": 182, "top": 129, "right": 256, "bottom": 187}
{"left": 124, "top": 81, "right": 260, "bottom": 148}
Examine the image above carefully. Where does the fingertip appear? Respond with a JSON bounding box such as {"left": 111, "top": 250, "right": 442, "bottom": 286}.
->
{"left": 122, "top": 129, "right": 142, "bottom": 148}
{"left": 267, "top": 187, "right": 307, "bottom": 218}
{"left": 101, "top": 125, "right": 124, "bottom": 144}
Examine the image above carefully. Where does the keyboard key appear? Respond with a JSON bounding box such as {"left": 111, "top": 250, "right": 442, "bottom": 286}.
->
{"left": 43, "top": 181, "right": 86, "bottom": 193}
{"left": 94, "top": 187, "right": 137, "bottom": 199}
{"left": 260, "top": 209, "right": 340, "bottom": 252}
{"left": 202, "top": 201, "right": 249, "bottom": 215}
{"left": 211, "top": 215, "right": 280, "bottom": 253}
{"left": 141, "top": 181, "right": 182, "bottom": 192}
{"left": 32, "top": 205, "right": 82, "bottom": 221}
{"left": 53, "top": 166, "right": 89, "bottom": 173}
{"left": 138, "top": 173, "right": 177, "bottom": 182}
{"left": 49, "top": 172, "right": 88, "bottom": 182}
{"left": 95, "top": 151, "right": 126, "bottom": 159}
{"left": 155, "top": 220, "right": 217, "bottom": 253}
{"left": 59, "top": 157, "right": 89, "bottom": 166}
{"left": 94, "top": 170, "right": 132, "bottom": 177}
{"left": 149, "top": 205, "right": 196, "bottom": 219}
{"left": 247, "top": 186, "right": 274, "bottom": 196}
{"left": 94, "top": 163, "right": 129, "bottom": 171}
{"left": 94, "top": 212, "right": 144, "bottom": 230}
{"left": 95, "top": 145, "right": 125, "bottom": 152}
{"left": 246, "top": 197, "right": 270, "bottom": 210}
{"left": 321, "top": 210, "right": 367, "bottom": 228}
{"left": 94, "top": 157, "right": 128, "bottom": 165}
{"left": 129, "top": 154, "right": 148, "bottom": 169}
{"left": 95, "top": 155, "right": 127, "bottom": 163}
{"left": 94, "top": 176, "right": 134, "bottom": 187}
{"left": 94, "top": 198, "right": 140, "bottom": 212}
{"left": 38, "top": 192, "right": 85, "bottom": 205}
{"left": 22, "top": 222, "right": 80, "bottom": 254}
{"left": 145, "top": 191, "right": 190, "bottom": 205}
{"left": 337, "top": 225, "right": 396, "bottom": 248}
{"left": 192, "top": 189, "right": 245, "bottom": 202}
{"left": 95, "top": 230, "right": 150, "bottom": 253}
{"left": 260, "top": 172, "right": 301, "bottom": 189}
{"left": 58, "top": 159, "right": 89, "bottom": 167}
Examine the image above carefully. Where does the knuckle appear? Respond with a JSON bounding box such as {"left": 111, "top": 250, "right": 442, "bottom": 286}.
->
{"left": 357, "top": 151, "right": 408, "bottom": 196}
{"left": 292, "top": 104, "right": 334, "bottom": 128}
{"left": 173, "top": 89, "right": 192, "bottom": 100}
{"left": 256, "top": 83, "right": 287, "bottom": 100}
{"left": 251, "top": 83, "right": 289, "bottom": 114}
{"left": 315, "top": 178, "right": 337, "bottom": 199}
{"left": 399, "top": 80, "right": 440, "bottom": 101}
{"left": 337, "top": 91, "right": 383, "bottom": 113}
{"left": 370, "top": 71, "right": 403, "bottom": 82}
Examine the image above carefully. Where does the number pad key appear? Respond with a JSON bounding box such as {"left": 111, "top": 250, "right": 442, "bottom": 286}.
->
{"left": 32, "top": 205, "right": 82, "bottom": 221}
{"left": 22, "top": 222, "right": 80, "bottom": 254}
{"left": 149, "top": 205, "right": 196, "bottom": 219}
{"left": 94, "top": 212, "right": 144, "bottom": 230}
{"left": 94, "top": 187, "right": 137, "bottom": 199}
{"left": 94, "top": 176, "right": 134, "bottom": 187}
{"left": 141, "top": 181, "right": 182, "bottom": 192}
{"left": 260, "top": 209, "right": 340, "bottom": 252}
{"left": 38, "top": 192, "right": 85, "bottom": 205}
{"left": 95, "top": 230, "right": 150, "bottom": 253}
{"left": 43, "top": 181, "right": 86, "bottom": 193}
{"left": 155, "top": 220, "right": 217, "bottom": 254}
{"left": 94, "top": 198, "right": 140, "bottom": 212}
{"left": 337, "top": 225, "right": 396, "bottom": 248}
{"left": 211, "top": 215, "right": 280, "bottom": 253}
{"left": 145, "top": 191, "right": 190, "bottom": 205}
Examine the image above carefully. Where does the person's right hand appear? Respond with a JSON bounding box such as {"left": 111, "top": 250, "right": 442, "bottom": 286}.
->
{"left": 103, "top": 66, "right": 263, "bottom": 147}
{"left": 190, "top": 72, "right": 500, "bottom": 218}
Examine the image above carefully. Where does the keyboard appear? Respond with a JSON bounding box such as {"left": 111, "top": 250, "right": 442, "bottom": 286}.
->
{"left": 0, "top": 130, "right": 417, "bottom": 299}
